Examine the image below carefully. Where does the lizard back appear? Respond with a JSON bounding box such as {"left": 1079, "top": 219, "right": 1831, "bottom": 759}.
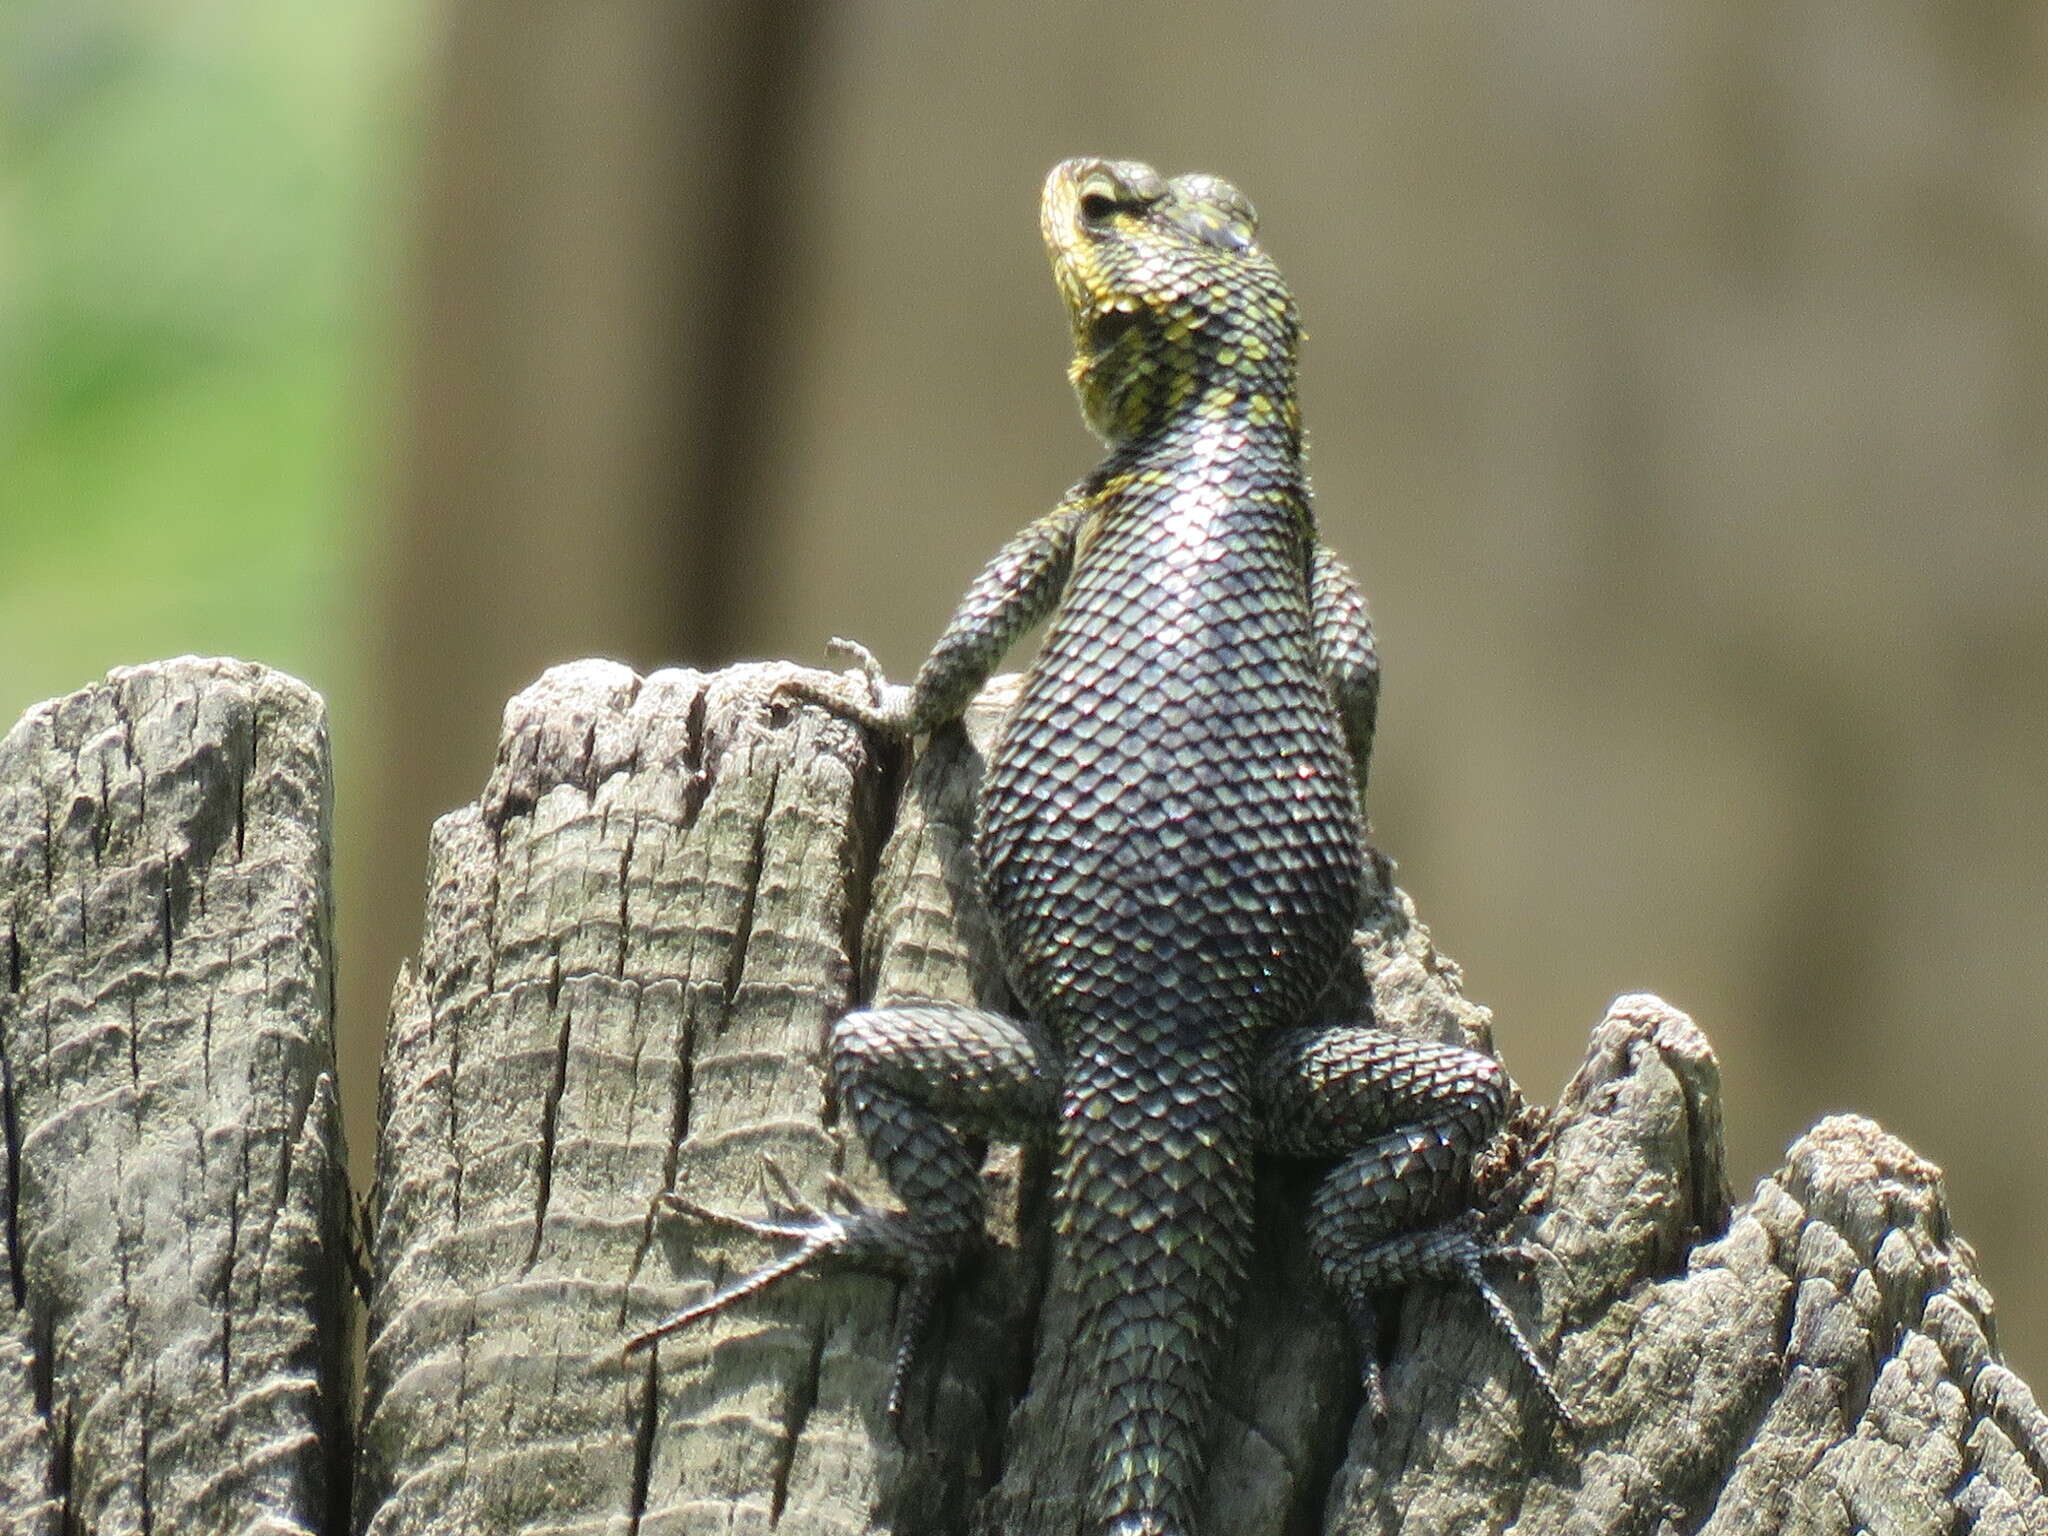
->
{"left": 977, "top": 158, "right": 1367, "bottom": 1536}
{"left": 979, "top": 429, "right": 1363, "bottom": 1040}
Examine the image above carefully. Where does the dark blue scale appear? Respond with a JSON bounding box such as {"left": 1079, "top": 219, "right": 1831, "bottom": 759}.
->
{"left": 980, "top": 425, "right": 1362, "bottom": 1044}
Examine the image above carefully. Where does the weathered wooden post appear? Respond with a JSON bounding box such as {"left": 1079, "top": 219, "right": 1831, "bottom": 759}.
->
{"left": 0, "top": 659, "right": 350, "bottom": 1536}
{"left": 5, "top": 657, "right": 2044, "bottom": 1533}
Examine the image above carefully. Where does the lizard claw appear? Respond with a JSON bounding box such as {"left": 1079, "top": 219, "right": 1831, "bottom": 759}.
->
{"left": 1345, "top": 1296, "right": 1391, "bottom": 1429}
{"left": 773, "top": 645, "right": 912, "bottom": 736}
{"left": 823, "top": 636, "right": 890, "bottom": 700}
{"left": 654, "top": 1156, "right": 829, "bottom": 1241}
{"left": 627, "top": 1157, "right": 940, "bottom": 1386}
{"left": 1482, "top": 1236, "right": 1552, "bottom": 1273}
{"left": 758, "top": 1157, "right": 880, "bottom": 1226}
{"left": 756, "top": 1155, "right": 823, "bottom": 1221}
{"left": 821, "top": 1171, "right": 870, "bottom": 1213}
{"left": 1360, "top": 1356, "right": 1391, "bottom": 1431}
{"left": 1457, "top": 1253, "right": 1579, "bottom": 1436}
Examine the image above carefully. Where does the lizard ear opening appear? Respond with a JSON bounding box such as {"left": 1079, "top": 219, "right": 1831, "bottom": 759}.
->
{"left": 1167, "top": 174, "right": 1261, "bottom": 254}
{"left": 1088, "top": 306, "right": 1141, "bottom": 351}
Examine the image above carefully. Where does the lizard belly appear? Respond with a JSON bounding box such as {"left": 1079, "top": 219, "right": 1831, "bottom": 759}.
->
{"left": 978, "top": 547, "right": 1364, "bottom": 1036}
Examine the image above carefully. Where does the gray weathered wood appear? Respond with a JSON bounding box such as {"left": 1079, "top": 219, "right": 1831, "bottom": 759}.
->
{"left": 357, "top": 660, "right": 902, "bottom": 1535}
{"left": 363, "top": 659, "right": 2048, "bottom": 1536}
{"left": 8, "top": 657, "right": 2042, "bottom": 1533}
{"left": 0, "top": 658, "right": 350, "bottom": 1536}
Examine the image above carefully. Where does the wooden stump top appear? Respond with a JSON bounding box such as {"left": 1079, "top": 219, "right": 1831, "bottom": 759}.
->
{"left": 4, "top": 656, "right": 2043, "bottom": 1534}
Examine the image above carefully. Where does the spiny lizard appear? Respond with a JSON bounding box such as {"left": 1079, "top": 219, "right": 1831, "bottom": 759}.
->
{"left": 629, "top": 157, "right": 1565, "bottom": 1536}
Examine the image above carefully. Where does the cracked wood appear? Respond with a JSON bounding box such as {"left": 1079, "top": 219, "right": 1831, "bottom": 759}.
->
{"left": 6, "top": 657, "right": 2046, "bottom": 1533}
{"left": 362, "top": 660, "right": 2048, "bottom": 1536}
{"left": 0, "top": 658, "right": 349, "bottom": 1536}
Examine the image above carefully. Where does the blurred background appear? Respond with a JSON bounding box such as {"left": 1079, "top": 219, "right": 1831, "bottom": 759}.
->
{"left": 4, "top": 2, "right": 2044, "bottom": 1383}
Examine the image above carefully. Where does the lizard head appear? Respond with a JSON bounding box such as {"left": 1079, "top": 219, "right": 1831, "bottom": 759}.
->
{"left": 1042, "top": 157, "right": 1300, "bottom": 446}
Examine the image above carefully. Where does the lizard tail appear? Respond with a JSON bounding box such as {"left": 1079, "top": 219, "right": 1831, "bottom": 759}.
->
{"left": 1058, "top": 1060, "right": 1256, "bottom": 1535}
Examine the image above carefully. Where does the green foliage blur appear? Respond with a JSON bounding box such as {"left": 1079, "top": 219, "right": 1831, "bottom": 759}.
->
{"left": 0, "top": 1, "right": 424, "bottom": 723}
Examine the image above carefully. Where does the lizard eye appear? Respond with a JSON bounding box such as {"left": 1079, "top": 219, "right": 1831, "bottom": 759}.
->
{"left": 1079, "top": 190, "right": 1120, "bottom": 223}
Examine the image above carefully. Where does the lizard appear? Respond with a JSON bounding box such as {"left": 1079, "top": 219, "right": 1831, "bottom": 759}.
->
{"left": 627, "top": 157, "right": 1566, "bottom": 1535}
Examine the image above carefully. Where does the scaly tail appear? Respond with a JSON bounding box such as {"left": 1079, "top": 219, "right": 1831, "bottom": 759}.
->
{"left": 1057, "top": 1056, "right": 1255, "bottom": 1536}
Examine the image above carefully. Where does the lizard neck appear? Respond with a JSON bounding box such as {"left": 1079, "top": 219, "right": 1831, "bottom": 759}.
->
{"left": 1088, "top": 382, "right": 1312, "bottom": 549}
{"left": 1078, "top": 293, "right": 1304, "bottom": 457}
{"left": 1151, "top": 374, "right": 1302, "bottom": 458}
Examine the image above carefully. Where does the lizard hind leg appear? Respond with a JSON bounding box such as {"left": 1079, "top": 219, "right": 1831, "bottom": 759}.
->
{"left": 830, "top": 1003, "right": 1061, "bottom": 1419}
{"left": 631, "top": 1002, "right": 1059, "bottom": 1425}
{"left": 1254, "top": 1024, "right": 1571, "bottom": 1426}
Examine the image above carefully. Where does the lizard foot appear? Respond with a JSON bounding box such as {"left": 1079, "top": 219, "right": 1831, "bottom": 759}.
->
{"left": 1461, "top": 1238, "right": 1578, "bottom": 1435}
{"left": 1340, "top": 1220, "right": 1576, "bottom": 1433}
{"left": 625, "top": 1158, "right": 950, "bottom": 1427}
{"left": 624, "top": 1159, "right": 865, "bottom": 1357}
{"left": 1345, "top": 1296, "right": 1393, "bottom": 1429}
{"left": 823, "top": 635, "right": 890, "bottom": 691}
{"left": 773, "top": 638, "right": 911, "bottom": 735}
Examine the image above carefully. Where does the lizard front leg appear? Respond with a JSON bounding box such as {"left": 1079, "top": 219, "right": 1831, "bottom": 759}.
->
{"left": 1254, "top": 1024, "right": 1572, "bottom": 1427}
{"left": 1309, "top": 544, "right": 1380, "bottom": 801}
{"left": 778, "top": 496, "right": 1088, "bottom": 736}
{"left": 630, "top": 1004, "right": 1059, "bottom": 1423}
